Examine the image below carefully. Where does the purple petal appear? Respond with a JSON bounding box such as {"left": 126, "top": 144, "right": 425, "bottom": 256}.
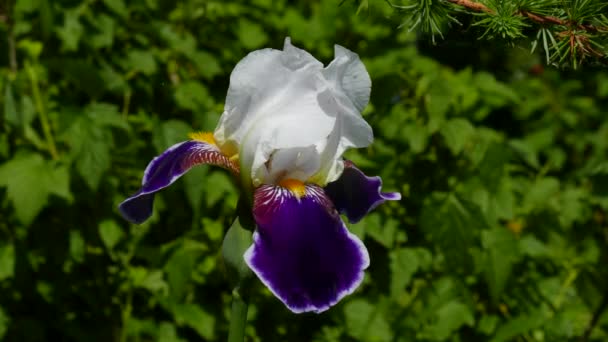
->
{"left": 324, "top": 161, "right": 401, "bottom": 224}
{"left": 119, "top": 140, "right": 238, "bottom": 224}
{"left": 244, "top": 184, "right": 369, "bottom": 313}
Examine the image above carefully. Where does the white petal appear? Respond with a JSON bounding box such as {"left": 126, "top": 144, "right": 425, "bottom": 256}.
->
{"left": 267, "top": 146, "right": 321, "bottom": 183}
{"left": 308, "top": 45, "right": 374, "bottom": 185}
{"left": 214, "top": 40, "right": 324, "bottom": 148}
{"left": 324, "top": 45, "right": 371, "bottom": 112}
{"left": 214, "top": 38, "right": 375, "bottom": 187}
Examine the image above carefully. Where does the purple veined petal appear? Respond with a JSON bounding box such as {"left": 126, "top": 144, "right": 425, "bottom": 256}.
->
{"left": 324, "top": 161, "right": 401, "bottom": 224}
{"left": 244, "top": 184, "right": 370, "bottom": 314}
{"left": 119, "top": 140, "right": 238, "bottom": 224}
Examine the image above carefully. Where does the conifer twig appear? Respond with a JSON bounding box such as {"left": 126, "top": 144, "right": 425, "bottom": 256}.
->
{"left": 447, "top": 0, "right": 607, "bottom": 32}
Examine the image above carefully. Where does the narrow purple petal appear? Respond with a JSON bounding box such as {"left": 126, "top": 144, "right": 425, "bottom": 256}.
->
{"left": 245, "top": 184, "right": 369, "bottom": 313}
{"left": 119, "top": 140, "right": 238, "bottom": 224}
{"left": 324, "top": 161, "right": 401, "bottom": 224}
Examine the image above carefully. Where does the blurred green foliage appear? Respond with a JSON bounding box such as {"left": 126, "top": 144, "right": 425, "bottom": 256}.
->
{"left": 1, "top": 0, "right": 608, "bottom": 341}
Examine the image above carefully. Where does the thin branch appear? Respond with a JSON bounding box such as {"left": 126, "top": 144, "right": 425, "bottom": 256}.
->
{"left": 8, "top": 27, "right": 17, "bottom": 73}
{"left": 446, "top": 0, "right": 492, "bottom": 13}
{"left": 2, "top": 0, "right": 17, "bottom": 73}
{"left": 447, "top": 0, "right": 607, "bottom": 32}
{"left": 580, "top": 292, "right": 608, "bottom": 342}
{"left": 520, "top": 10, "right": 564, "bottom": 26}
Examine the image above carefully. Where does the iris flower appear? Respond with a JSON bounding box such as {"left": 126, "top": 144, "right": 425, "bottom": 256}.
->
{"left": 119, "top": 38, "right": 400, "bottom": 313}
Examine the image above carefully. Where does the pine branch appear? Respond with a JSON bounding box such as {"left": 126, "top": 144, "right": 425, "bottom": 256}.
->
{"left": 447, "top": 0, "right": 608, "bottom": 32}
{"left": 385, "top": 0, "right": 608, "bottom": 68}
{"left": 446, "top": 0, "right": 492, "bottom": 13}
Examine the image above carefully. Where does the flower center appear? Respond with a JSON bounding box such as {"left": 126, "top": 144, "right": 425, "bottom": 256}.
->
{"left": 189, "top": 131, "right": 217, "bottom": 145}
{"left": 278, "top": 178, "right": 306, "bottom": 198}
{"left": 189, "top": 131, "right": 239, "bottom": 162}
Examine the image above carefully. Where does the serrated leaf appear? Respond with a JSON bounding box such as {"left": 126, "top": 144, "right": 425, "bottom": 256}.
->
{"left": 174, "top": 81, "right": 211, "bottom": 112}
{"left": 89, "top": 14, "right": 115, "bottom": 48}
{"left": 102, "top": 0, "right": 127, "bottom": 17}
{"left": 390, "top": 247, "right": 432, "bottom": 297}
{"left": 491, "top": 309, "right": 547, "bottom": 342}
{"left": 56, "top": 9, "right": 83, "bottom": 51}
{"left": 344, "top": 299, "right": 392, "bottom": 342}
{"left": 204, "top": 171, "right": 236, "bottom": 207}
{"left": 76, "top": 123, "right": 112, "bottom": 190}
{"left": 522, "top": 177, "right": 560, "bottom": 213}
{"left": 0, "top": 307, "right": 8, "bottom": 339}
{"left": 190, "top": 51, "right": 222, "bottom": 79}
{"left": 222, "top": 216, "right": 253, "bottom": 287}
{"left": 482, "top": 227, "right": 520, "bottom": 303}
{"left": 164, "top": 241, "right": 205, "bottom": 300}
{"left": 183, "top": 166, "right": 207, "bottom": 215}
{"left": 362, "top": 214, "right": 397, "bottom": 248}
{"left": 420, "top": 193, "right": 487, "bottom": 271}
{"left": 153, "top": 120, "right": 191, "bottom": 153}
{"left": 0, "top": 244, "right": 15, "bottom": 281}
{"left": 440, "top": 118, "right": 475, "bottom": 155}
{"left": 98, "top": 220, "right": 124, "bottom": 250}
{"left": 69, "top": 230, "right": 85, "bottom": 263}
{"left": 419, "top": 301, "right": 475, "bottom": 340}
{"left": 170, "top": 303, "right": 215, "bottom": 340}
{"left": 4, "top": 81, "right": 19, "bottom": 127}
{"left": 0, "top": 153, "right": 72, "bottom": 224}
{"left": 236, "top": 19, "right": 269, "bottom": 49}
{"left": 158, "top": 322, "right": 184, "bottom": 342}
{"left": 126, "top": 50, "right": 157, "bottom": 75}
{"left": 86, "top": 102, "right": 129, "bottom": 131}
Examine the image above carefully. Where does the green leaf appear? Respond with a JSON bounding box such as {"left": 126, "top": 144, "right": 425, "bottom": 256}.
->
{"left": 158, "top": 322, "right": 184, "bottom": 342}
{"left": 102, "top": 0, "right": 127, "bottom": 17}
{"left": 478, "top": 315, "right": 499, "bottom": 335}
{"left": 190, "top": 51, "right": 222, "bottom": 79}
{"left": 236, "top": 19, "right": 269, "bottom": 49}
{"left": 478, "top": 142, "right": 511, "bottom": 192}
{"left": 0, "top": 243, "right": 15, "bottom": 281}
{"left": 126, "top": 50, "right": 157, "bottom": 75}
{"left": 222, "top": 216, "right": 253, "bottom": 287}
{"left": 522, "top": 177, "right": 560, "bottom": 213}
{"left": 56, "top": 9, "right": 83, "bottom": 51}
{"left": 390, "top": 247, "right": 432, "bottom": 297}
{"left": 131, "top": 267, "right": 168, "bottom": 294}
{"left": 68, "top": 117, "right": 112, "bottom": 190}
{"left": 402, "top": 123, "right": 429, "bottom": 153}
{"left": 344, "top": 299, "right": 392, "bottom": 342}
{"left": 171, "top": 303, "right": 215, "bottom": 340}
{"left": 164, "top": 240, "right": 205, "bottom": 300}
{"left": 491, "top": 309, "right": 547, "bottom": 342}
{"left": 440, "top": 118, "right": 475, "bottom": 155}
{"left": 420, "top": 301, "right": 475, "bottom": 340}
{"left": 98, "top": 220, "right": 125, "bottom": 250}
{"left": 153, "top": 120, "right": 191, "bottom": 153}
{"left": 86, "top": 102, "right": 129, "bottom": 130}
{"left": 0, "top": 153, "right": 72, "bottom": 224}
{"left": 482, "top": 227, "right": 520, "bottom": 303}
{"left": 420, "top": 193, "right": 487, "bottom": 271}
{"left": 69, "top": 230, "right": 85, "bottom": 263}
{"left": 359, "top": 214, "right": 397, "bottom": 248}
{"left": 0, "top": 306, "right": 9, "bottom": 339}
{"left": 475, "top": 72, "right": 519, "bottom": 106}
{"left": 174, "top": 81, "right": 211, "bottom": 112}
{"left": 4, "top": 81, "right": 19, "bottom": 127}
{"left": 89, "top": 14, "right": 116, "bottom": 48}
{"left": 204, "top": 171, "right": 237, "bottom": 207}
{"left": 183, "top": 166, "right": 207, "bottom": 216}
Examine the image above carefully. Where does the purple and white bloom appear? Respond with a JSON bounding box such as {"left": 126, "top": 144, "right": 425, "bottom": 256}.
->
{"left": 119, "top": 38, "right": 400, "bottom": 313}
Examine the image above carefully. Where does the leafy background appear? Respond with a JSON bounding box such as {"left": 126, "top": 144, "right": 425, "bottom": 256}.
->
{"left": 1, "top": 0, "right": 608, "bottom": 341}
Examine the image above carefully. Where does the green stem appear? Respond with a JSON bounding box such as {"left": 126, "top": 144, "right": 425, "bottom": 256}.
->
{"left": 26, "top": 62, "right": 58, "bottom": 160}
{"left": 227, "top": 287, "right": 248, "bottom": 342}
